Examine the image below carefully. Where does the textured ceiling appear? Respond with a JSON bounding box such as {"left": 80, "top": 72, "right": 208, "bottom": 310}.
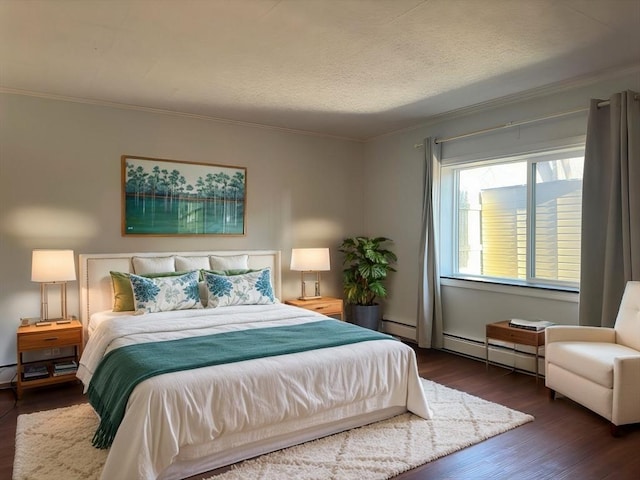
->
{"left": 1, "top": 0, "right": 639, "bottom": 140}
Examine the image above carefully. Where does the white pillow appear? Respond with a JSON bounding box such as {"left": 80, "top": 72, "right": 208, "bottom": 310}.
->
{"left": 204, "top": 268, "right": 276, "bottom": 308}
{"left": 132, "top": 256, "right": 176, "bottom": 274}
{"left": 175, "top": 256, "right": 210, "bottom": 271}
{"left": 209, "top": 254, "right": 249, "bottom": 271}
{"left": 130, "top": 271, "right": 201, "bottom": 313}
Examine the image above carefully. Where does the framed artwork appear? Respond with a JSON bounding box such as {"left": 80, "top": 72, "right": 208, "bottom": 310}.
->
{"left": 122, "top": 155, "right": 246, "bottom": 236}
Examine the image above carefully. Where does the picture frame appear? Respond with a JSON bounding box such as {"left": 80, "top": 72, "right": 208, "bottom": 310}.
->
{"left": 122, "top": 155, "right": 246, "bottom": 236}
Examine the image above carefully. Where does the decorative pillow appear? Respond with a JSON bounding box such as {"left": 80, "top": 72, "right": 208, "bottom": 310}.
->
{"left": 132, "top": 256, "right": 176, "bottom": 274}
{"left": 175, "top": 256, "right": 210, "bottom": 271}
{"left": 204, "top": 268, "right": 276, "bottom": 308}
{"left": 197, "top": 270, "right": 256, "bottom": 306}
{"left": 209, "top": 254, "right": 249, "bottom": 271}
{"left": 110, "top": 270, "right": 189, "bottom": 312}
{"left": 130, "top": 271, "right": 202, "bottom": 313}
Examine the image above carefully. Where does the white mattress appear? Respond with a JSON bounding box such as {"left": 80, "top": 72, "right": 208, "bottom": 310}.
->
{"left": 79, "top": 304, "right": 432, "bottom": 480}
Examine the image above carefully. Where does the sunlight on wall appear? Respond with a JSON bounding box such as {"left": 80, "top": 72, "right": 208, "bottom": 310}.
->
{"left": 292, "top": 218, "right": 342, "bottom": 246}
{"left": 3, "top": 206, "right": 99, "bottom": 241}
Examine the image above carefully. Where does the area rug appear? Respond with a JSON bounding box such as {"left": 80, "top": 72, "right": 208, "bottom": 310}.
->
{"left": 13, "top": 379, "right": 533, "bottom": 480}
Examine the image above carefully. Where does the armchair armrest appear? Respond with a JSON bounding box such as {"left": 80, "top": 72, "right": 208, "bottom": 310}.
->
{"left": 545, "top": 325, "right": 616, "bottom": 344}
{"left": 613, "top": 355, "right": 640, "bottom": 425}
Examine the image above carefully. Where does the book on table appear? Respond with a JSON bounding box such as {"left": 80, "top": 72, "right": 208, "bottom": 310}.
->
{"left": 23, "top": 364, "right": 49, "bottom": 380}
{"left": 508, "top": 318, "right": 555, "bottom": 331}
{"left": 53, "top": 360, "right": 77, "bottom": 370}
{"left": 53, "top": 360, "right": 78, "bottom": 376}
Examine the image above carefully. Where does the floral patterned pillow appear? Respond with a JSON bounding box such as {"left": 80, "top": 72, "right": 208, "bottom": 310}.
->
{"left": 204, "top": 268, "right": 276, "bottom": 308}
{"left": 110, "top": 270, "right": 191, "bottom": 312}
{"left": 129, "top": 270, "right": 202, "bottom": 313}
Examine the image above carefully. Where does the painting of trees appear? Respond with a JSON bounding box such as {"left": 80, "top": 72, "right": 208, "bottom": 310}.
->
{"left": 122, "top": 156, "right": 246, "bottom": 235}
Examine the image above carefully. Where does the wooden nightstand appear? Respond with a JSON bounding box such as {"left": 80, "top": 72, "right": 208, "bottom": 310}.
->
{"left": 285, "top": 296, "right": 344, "bottom": 320}
{"left": 16, "top": 320, "right": 83, "bottom": 399}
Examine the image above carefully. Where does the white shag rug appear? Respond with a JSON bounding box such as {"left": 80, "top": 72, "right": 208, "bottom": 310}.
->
{"left": 13, "top": 379, "right": 533, "bottom": 480}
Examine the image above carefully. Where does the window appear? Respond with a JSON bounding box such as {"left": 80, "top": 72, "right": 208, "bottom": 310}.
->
{"left": 442, "top": 146, "right": 584, "bottom": 289}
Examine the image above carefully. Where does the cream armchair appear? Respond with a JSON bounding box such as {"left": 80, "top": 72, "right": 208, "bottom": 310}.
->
{"left": 545, "top": 281, "right": 640, "bottom": 435}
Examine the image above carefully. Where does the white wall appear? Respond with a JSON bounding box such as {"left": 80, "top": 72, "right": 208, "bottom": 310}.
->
{"left": 3, "top": 66, "right": 638, "bottom": 369}
{"left": 0, "top": 94, "right": 365, "bottom": 366}
{"left": 364, "top": 65, "right": 640, "bottom": 364}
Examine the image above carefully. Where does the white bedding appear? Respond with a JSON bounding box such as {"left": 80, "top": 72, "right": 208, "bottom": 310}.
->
{"left": 79, "top": 303, "right": 432, "bottom": 480}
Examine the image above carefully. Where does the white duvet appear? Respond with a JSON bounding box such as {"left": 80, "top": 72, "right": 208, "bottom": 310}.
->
{"left": 78, "top": 303, "right": 432, "bottom": 480}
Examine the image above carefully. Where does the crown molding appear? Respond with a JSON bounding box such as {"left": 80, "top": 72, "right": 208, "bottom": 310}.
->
{"left": 369, "top": 62, "right": 640, "bottom": 142}
{"left": 3, "top": 61, "right": 638, "bottom": 145}
{"left": 0, "top": 86, "right": 364, "bottom": 144}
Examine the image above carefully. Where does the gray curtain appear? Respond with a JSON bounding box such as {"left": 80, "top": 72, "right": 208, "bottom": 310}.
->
{"left": 417, "top": 138, "right": 443, "bottom": 348}
{"left": 579, "top": 90, "right": 640, "bottom": 327}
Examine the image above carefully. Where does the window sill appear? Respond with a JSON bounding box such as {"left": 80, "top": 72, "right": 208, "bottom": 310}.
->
{"left": 440, "top": 276, "right": 579, "bottom": 303}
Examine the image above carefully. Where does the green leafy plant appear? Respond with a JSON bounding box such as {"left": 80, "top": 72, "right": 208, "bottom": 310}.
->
{"left": 339, "top": 236, "right": 397, "bottom": 306}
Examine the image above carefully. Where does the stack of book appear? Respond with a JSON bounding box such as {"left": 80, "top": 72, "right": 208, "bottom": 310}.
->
{"left": 508, "top": 318, "right": 555, "bottom": 331}
{"left": 53, "top": 360, "right": 78, "bottom": 377}
{"left": 22, "top": 364, "right": 48, "bottom": 381}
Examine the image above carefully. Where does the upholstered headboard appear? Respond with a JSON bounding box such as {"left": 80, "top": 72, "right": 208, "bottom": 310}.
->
{"left": 78, "top": 250, "right": 282, "bottom": 325}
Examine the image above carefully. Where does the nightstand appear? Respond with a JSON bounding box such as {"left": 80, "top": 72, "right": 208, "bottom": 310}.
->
{"left": 16, "top": 320, "right": 83, "bottom": 399}
{"left": 285, "top": 296, "right": 344, "bottom": 320}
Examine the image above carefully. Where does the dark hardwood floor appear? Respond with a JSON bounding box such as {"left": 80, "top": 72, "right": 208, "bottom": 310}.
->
{"left": 2, "top": 347, "right": 639, "bottom": 479}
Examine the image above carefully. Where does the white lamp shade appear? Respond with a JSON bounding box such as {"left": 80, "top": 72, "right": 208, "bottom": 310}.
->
{"left": 31, "top": 249, "right": 76, "bottom": 282}
{"left": 290, "top": 248, "right": 330, "bottom": 271}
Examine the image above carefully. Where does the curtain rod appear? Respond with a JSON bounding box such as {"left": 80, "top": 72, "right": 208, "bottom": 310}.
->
{"left": 414, "top": 94, "right": 639, "bottom": 148}
{"left": 597, "top": 93, "right": 640, "bottom": 108}
{"left": 431, "top": 107, "right": 587, "bottom": 146}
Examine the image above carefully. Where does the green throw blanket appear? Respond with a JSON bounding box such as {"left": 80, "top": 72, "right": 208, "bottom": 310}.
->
{"left": 88, "top": 319, "right": 394, "bottom": 449}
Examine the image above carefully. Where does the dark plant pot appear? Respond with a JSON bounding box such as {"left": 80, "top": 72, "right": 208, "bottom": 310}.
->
{"left": 350, "top": 304, "right": 381, "bottom": 331}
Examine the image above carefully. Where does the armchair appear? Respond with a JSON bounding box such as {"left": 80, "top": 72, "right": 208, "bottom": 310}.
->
{"left": 545, "top": 281, "right": 640, "bottom": 436}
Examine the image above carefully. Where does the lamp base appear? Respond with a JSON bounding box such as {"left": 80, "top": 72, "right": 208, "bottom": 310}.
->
{"left": 297, "top": 295, "right": 322, "bottom": 300}
{"left": 299, "top": 274, "right": 322, "bottom": 301}
{"left": 35, "top": 317, "right": 70, "bottom": 327}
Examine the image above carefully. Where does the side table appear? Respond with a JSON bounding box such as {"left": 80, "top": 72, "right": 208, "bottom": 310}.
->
{"left": 16, "top": 319, "right": 83, "bottom": 398}
{"left": 485, "top": 320, "right": 545, "bottom": 381}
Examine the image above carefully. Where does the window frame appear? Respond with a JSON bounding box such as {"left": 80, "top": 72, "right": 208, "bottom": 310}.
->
{"left": 440, "top": 140, "right": 585, "bottom": 291}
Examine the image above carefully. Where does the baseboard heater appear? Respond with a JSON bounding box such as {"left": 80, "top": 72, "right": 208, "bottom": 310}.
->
{"left": 380, "top": 322, "right": 544, "bottom": 377}
{"left": 443, "top": 332, "right": 545, "bottom": 377}
{"left": 380, "top": 319, "right": 416, "bottom": 341}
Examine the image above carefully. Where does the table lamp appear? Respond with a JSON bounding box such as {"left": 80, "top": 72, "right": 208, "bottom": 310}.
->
{"left": 31, "top": 249, "right": 76, "bottom": 323}
{"left": 290, "top": 248, "right": 330, "bottom": 300}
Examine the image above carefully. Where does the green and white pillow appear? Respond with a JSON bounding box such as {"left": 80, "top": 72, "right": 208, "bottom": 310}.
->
{"left": 130, "top": 270, "right": 202, "bottom": 313}
{"left": 204, "top": 268, "right": 276, "bottom": 308}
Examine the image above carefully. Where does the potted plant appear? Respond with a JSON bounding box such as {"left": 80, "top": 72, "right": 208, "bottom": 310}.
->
{"left": 339, "top": 236, "right": 397, "bottom": 330}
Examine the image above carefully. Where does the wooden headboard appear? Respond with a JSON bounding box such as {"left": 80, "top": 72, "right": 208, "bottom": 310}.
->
{"left": 78, "top": 250, "right": 282, "bottom": 324}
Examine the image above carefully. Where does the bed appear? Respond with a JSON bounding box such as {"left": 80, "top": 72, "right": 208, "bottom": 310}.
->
{"left": 78, "top": 250, "right": 432, "bottom": 480}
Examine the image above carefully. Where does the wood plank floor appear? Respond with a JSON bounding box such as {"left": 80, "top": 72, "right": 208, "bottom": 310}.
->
{"left": 1, "top": 347, "right": 639, "bottom": 479}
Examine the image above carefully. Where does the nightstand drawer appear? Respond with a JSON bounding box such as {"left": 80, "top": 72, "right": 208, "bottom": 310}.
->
{"left": 18, "top": 327, "right": 82, "bottom": 351}
{"left": 486, "top": 322, "right": 544, "bottom": 347}
{"left": 307, "top": 301, "right": 342, "bottom": 315}
{"left": 284, "top": 297, "right": 344, "bottom": 320}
